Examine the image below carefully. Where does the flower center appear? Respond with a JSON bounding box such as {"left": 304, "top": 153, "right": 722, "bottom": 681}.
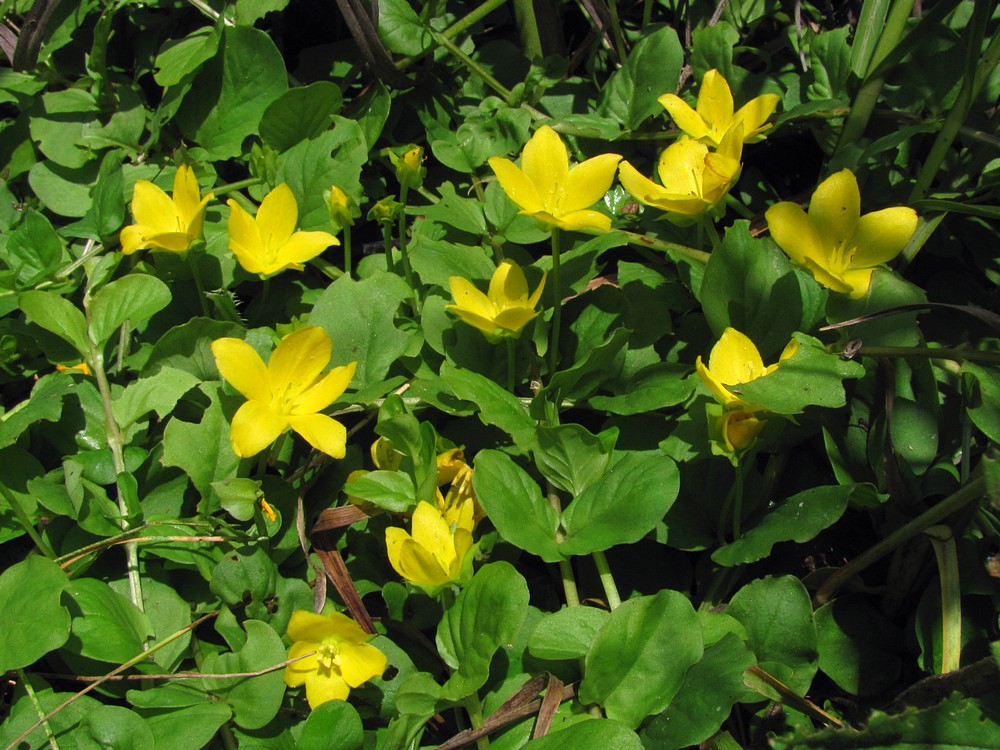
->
{"left": 316, "top": 638, "right": 343, "bottom": 676}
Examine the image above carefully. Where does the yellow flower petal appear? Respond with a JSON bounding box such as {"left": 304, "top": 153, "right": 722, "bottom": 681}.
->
{"left": 559, "top": 153, "right": 622, "bottom": 214}
{"left": 554, "top": 209, "right": 613, "bottom": 232}
{"left": 287, "top": 611, "right": 335, "bottom": 643}
{"left": 764, "top": 202, "right": 825, "bottom": 268}
{"left": 488, "top": 260, "right": 528, "bottom": 306}
{"left": 527, "top": 270, "right": 548, "bottom": 308}
{"left": 658, "top": 93, "right": 710, "bottom": 141}
{"left": 850, "top": 207, "right": 918, "bottom": 267}
{"left": 697, "top": 69, "right": 735, "bottom": 139}
{"left": 227, "top": 199, "right": 267, "bottom": 274}
{"left": 522, "top": 126, "right": 569, "bottom": 212}
{"left": 493, "top": 308, "right": 540, "bottom": 332}
{"left": 304, "top": 670, "right": 350, "bottom": 708}
{"left": 448, "top": 276, "right": 496, "bottom": 320}
{"left": 734, "top": 93, "right": 780, "bottom": 141}
{"left": 172, "top": 165, "right": 203, "bottom": 225}
{"left": 256, "top": 183, "right": 299, "bottom": 250}
{"left": 446, "top": 307, "right": 502, "bottom": 336}
{"left": 131, "top": 180, "right": 180, "bottom": 232}
{"left": 841, "top": 267, "right": 877, "bottom": 299}
{"left": 229, "top": 399, "right": 287, "bottom": 458}
{"left": 657, "top": 138, "right": 709, "bottom": 195}
{"left": 337, "top": 641, "right": 387, "bottom": 687}
{"left": 120, "top": 225, "right": 146, "bottom": 255}
{"left": 287, "top": 413, "right": 348, "bottom": 458}
{"left": 411, "top": 501, "right": 457, "bottom": 569}
{"left": 721, "top": 410, "right": 765, "bottom": 452}
{"left": 708, "top": 328, "right": 767, "bottom": 386}
{"left": 487, "top": 158, "right": 543, "bottom": 214}
{"left": 290, "top": 362, "right": 356, "bottom": 415}
{"left": 267, "top": 327, "right": 332, "bottom": 405}
{"left": 284, "top": 640, "right": 321, "bottom": 686}
{"left": 211, "top": 338, "right": 271, "bottom": 402}
{"left": 808, "top": 170, "right": 860, "bottom": 253}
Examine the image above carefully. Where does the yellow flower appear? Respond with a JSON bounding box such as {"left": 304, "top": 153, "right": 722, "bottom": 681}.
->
{"left": 370, "top": 437, "right": 403, "bottom": 471}
{"left": 696, "top": 327, "right": 798, "bottom": 410}
{"left": 284, "top": 610, "right": 386, "bottom": 709}
{"left": 659, "top": 69, "right": 779, "bottom": 147}
{"left": 227, "top": 184, "right": 339, "bottom": 277}
{"left": 488, "top": 125, "right": 622, "bottom": 232}
{"left": 120, "top": 164, "right": 213, "bottom": 255}
{"left": 55, "top": 361, "right": 92, "bottom": 376}
{"left": 385, "top": 500, "right": 475, "bottom": 594}
{"left": 395, "top": 146, "right": 425, "bottom": 190}
{"left": 716, "top": 409, "right": 766, "bottom": 453}
{"left": 211, "top": 326, "right": 356, "bottom": 459}
{"left": 436, "top": 448, "right": 466, "bottom": 485}
{"left": 765, "top": 169, "right": 918, "bottom": 299}
{"left": 327, "top": 185, "right": 359, "bottom": 231}
{"left": 446, "top": 260, "right": 547, "bottom": 340}
{"left": 618, "top": 126, "right": 743, "bottom": 222}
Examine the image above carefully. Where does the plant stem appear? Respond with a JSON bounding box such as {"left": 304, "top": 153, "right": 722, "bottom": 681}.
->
{"left": 463, "top": 692, "right": 491, "bottom": 750}
{"left": 605, "top": 0, "right": 628, "bottom": 62}
{"left": 925, "top": 525, "right": 962, "bottom": 674}
{"left": 731, "top": 459, "right": 745, "bottom": 541}
{"left": 814, "top": 476, "right": 985, "bottom": 605}
{"left": 343, "top": 225, "right": 353, "bottom": 278}
{"left": 188, "top": 253, "right": 211, "bottom": 318}
{"left": 857, "top": 346, "right": 1000, "bottom": 365}
{"left": 506, "top": 337, "right": 516, "bottom": 392}
{"left": 592, "top": 550, "right": 621, "bottom": 609}
{"left": 619, "top": 229, "right": 711, "bottom": 264}
{"left": 17, "top": 668, "right": 61, "bottom": 750}
{"left": 549, "top": 228, "right": 562, "bottom": 375}
{"left": 398, "top": 186, "right": 420, "bottom": 316}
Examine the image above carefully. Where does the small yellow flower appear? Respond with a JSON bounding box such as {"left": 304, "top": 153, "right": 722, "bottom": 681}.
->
{"left": 765, "top": 169, "right": 918, "bottom": 299}
{"left": 121, "top": 164, "right": 213, "bottom": 255}
{"left": 55, "top": 362, "right": 92, "bottom": 376}
{"left": 327, "top": 185, "right": 359, "bottom": 231}
{"left": 260, "top": 498, "right": 278, "bottom": 522}
{"left": 211, "top": 326, "right": 356, "bottom": 459}
{"left": 696, "top": 327, "right": 798, "bottom": 410}
{"left": 716, "top": 409, "right": 766, "bottom": 453}
{"left": 446, "top": 260, "right": 547, "bottom": 340}
{"left": 284, "top": 610, "right": 386, "bottom": 709}
{"left": 436, "top": 448, "right": 466, "bottom": 485}
{"left": 618, "top": 126, "right": 744, "bottom": 222}
{"left": 227, "top": 184, "right": 339, "bottom": 278}
{"left": 385, "top": 500, "right": 475, "bottom": 594}
{"left": 488, "top": 125, "right": 622, "bottom": 232}
{"left": 395, "top": 146, "right": 425, "bottom": 190}
{"left": 659, "top": 69, "right": 779, "bottom": 147}
{"left": 371, "top": 437, "right": 403, "bottom": 471}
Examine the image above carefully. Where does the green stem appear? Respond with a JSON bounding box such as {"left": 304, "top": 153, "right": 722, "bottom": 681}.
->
{"left": 0, "top": 483, "right": 56, "bottom": 558}
{"left": 549, "top": 228, "right": 562, "bottom": 375}
{"left": 814, "top": 476, "right": 985, "bottom": 605}
{"left": 397, "top": 187, "right": 420, "bottom": 316}
{"left": 511, "top": 0, "right": 543, "bottom": 59}
{"left": 605, "top": 0, "right": 628, "bottom": 62}
{"left": 380, "top": 221, "right": 396, "bottom": 274}
{"left": 834, "top": 0, "right": 916, "bottom": 153}
{"left": 188, "top": 253, "right": 211, "bottom": 318}
{"left": 619, "top": 229, "right": 711, "bottom": 264}
{"left": 592, "top": 550, "right": 621, "bottom": 610}
{"left": 857, "top": 346, "right": 1000, "bottom": 365}
{"left": 17, "top": 668, "right": 61, "bottom": 750}
{"left": 463, "top": 692, "right": 491, "bottom": 750}
{"left": 506, "top": 337, "right": 516, "bottom": 393}
{"left": 211, "top": 176, "right": 263, "bottom": 195}
{"left": 731, "top": 459, "right": 745, "bottom": 541}
{"left": 559, "top": 559, "right": 580, "bottom": 607}
{"left": 925, "top": 525, "right": 962, "bottom": 674}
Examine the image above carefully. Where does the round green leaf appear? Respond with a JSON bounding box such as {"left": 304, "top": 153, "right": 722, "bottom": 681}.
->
{"left": 64, "top": 578, "right": 153, "bottom": 663}
{"left": 0, "top": 557, "right": 71, "bottom": 672}
{"left": 816, "top": 596, "right": 903, "bottom": 696}
{"left": 523, "top": 718, "right": 642, "bottom": 749}
{"left": 79, "top": 705, "right": 153, "bottom": 750}
{"left": 298, "top": 699, "right": 364, "bottom": 750}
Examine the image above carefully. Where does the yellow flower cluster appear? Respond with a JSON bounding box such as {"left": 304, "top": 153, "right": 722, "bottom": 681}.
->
{"left": 696, "top": 328, "right": 797, "bottom": 454}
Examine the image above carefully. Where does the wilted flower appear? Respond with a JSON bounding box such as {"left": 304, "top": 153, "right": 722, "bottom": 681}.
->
{"left": 227, "top": 184, "right": 339, "bottom": 277}
{"left": 696, "top": 327, "right": 797, "bottom": 411}
{"left": 284, "top": 610, "right": 386, "bottom": 709}
{"left": 765, "top": 169, "right": 918, "bottom": 299}
{"left": 618, "top": 125, "right": 744, "bottom": 222}
{"left": 436, "top": 448, "right": 465, "bottom": 485}
{"left": 211, "top": 326, "right": 356, "bottom": 459}
{"left": 121, "top": 164, "right": 213, "bottom": 255}
{"left": 385, "top": 500, "right": 475, "bottom": 594}
{"left": 659, "top": 69, "right": 779, "bottom": 146}
{"left": 447, "top": 260, "right": 547, "bottom": 340}
{"left": 488, "top": 125, "right": 622, "bottom": 232}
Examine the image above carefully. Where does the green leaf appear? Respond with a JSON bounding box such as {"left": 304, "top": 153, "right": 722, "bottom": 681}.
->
{"left": 0, "top": 557, "right": 71, "bottom": 672}
{"left": 142, "top": 317, "right": 243, "bottom": 380}
{"left": 641, "top": 633, "right": 757, "bottom": 750}
{"left": 80, "top": 705, "right": 154, "bottom": 750}
{"left": 259, "top": 82, "right": 343, "bottom": 151}
{"left": 308, "top": 271, "right": 416, "bottom": 389}
{"left": 88, "top": 274, "right": 172, "bottom": 346}
{"left": 28, "top": 159, "right": 102, "bottom": 218}
{"left": 527, "top": 606, "right": 609, "bottom": 661}
{"left": 534, "top": 423, "right": 617, "bottom": 496}
{"left": 161, "top": 382, "right": 240, "bottom": 499}
{"left": 176, "top": 26, "right": 288, "bottom": 159}
{"left": 560, "top": 452, "right": 680, "bottom": 556}
{"left": 807, "top": 27, "right": 852, "bottom": 100}
{"left": 6, "top": 208, "right": 64, "bottom": 286}
{"left": 545, "top": 327, "right": 631, "bottom": 402}
{"left": 64, "top": 578, "right": 153, "bottom": 663}
{"left": 85, "top": 151, "right": 127, "bottom": 240}
{"left": 889, "top": 397, "right": 939, "bottom": 475}
{"left": 209, "top": 545, "right": 278, "bottom": 609}
{"left": 579, "top": 590, "right": 704, "bottom": 729}
{"left": 432, "top": 105, "right": 533, "bottom": 173}
{"left": 825, "top": 270, "right": 927, "bottom": 348}
{"left": 19, "top": 290, "right": 89, "bottom": 354}
{"left": 298, "top": 700, "right": 364, "bottom": 750}
{"left": 200, "top": 620, "right": 286, "bottom": 730}
{"left": 142, "top": 703, "right": 232, "bottom": 750}
{"left": 343, "top": 470, "right": 416, "bottom": 513}
{"left": 110, "top": 578, "right": 192, "bottom": 671}
{"left": 712, "top": 484, "right": 861, "bottom": 566}
{"left": 417, "top": 183, "right": 488, "bottom": 237}
{"left": 523, "top": 718, "right": 642, "bottom": 749}
{"left": 235, "top": 0, "right": 290, "bottom": 25}
{"left": 588, "top": 364, "right": 694, "bottom": 415}
{"left": 0, "top": 677, "right": 101, "bottom": 749}
{"left": 437, "top": 562, "right": 530, "bottom": 700}
{"left": 211, "top": 477, "right": 263, "bottom": 522}
{"left": 28, "top": 88, "right": 99, "bottom": 168}
{"left": 815, "top": 596, "right": 903, "bottom": 697}
{"left": 154, "top": 26, "right": 221, "bottom": 87}
{"left": 112, "top": 366, "right": 201, "bottom": 433}
{"left": 472, "top": 450, "right": 563, "bottom": 562}
{"left": 0, "top": 373, "right": 77, "bottom": 450}
{"left": 965, "top": 362, "right": 1000, "bottom": 443}
{"left": 700, "top": 222, "right": 826, "bottom": 359}
{"left": 378, "top": 0, "right": 432, "bottom": 55}
{"left": 597, "top": 25, "right": 683, "bottom": 131}
{"left": 732, "top": 333, "right": 866, "bottom": 414}
{"left": 726, "top": 576, "right": 818, "bottom": 695}
{"left": 440, "top": 361, "right": 538, "bottom": 450}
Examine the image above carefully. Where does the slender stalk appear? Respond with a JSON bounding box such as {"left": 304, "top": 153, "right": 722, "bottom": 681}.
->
{"left": 506, "top": 337, "right": 516, "bottom": 393}
{"left": 592, "top": 550, "right": 621, "bottom": 610}
{"left": 546, "top": 479, "right": 579, "bottom": 607}
{"left": 731, "top": 459, "right": 745, "bottom": 541}
{"left": 857, "top": 346, "right": 1000, "bottom": 365}
{"left": 511, "top": 0, "right": 542, "bottom": 59}
{"left": 619, "top": 229, "right": 711, "bottom": 264}
{"left": 188, "top": 253, "right": 211, "bottom": 318}
{"left": 397, "top": 186, "right": 420, "bottom": 316}
{"left": 343, "top": 225, "right": 353, "bottom": 278}
{"left": 211, "top": 176, "right": 263, "bottom": 195}
{"left": 16, "top": 668, "right": 61, "bottom": 750}
{"left": 814, "top": 476, "right": 985, "bottom": 605}
{"left": 0, "top": 483, "right": 56, "bottom": 558}
{"left": 548, "top": 228, "right": 562, "bottom": 375}
{"left": 605, "top": 0, "right": 628, "bottom": 63}
{"left": 463, "top": 692, "right": 491, "bottom": 750}
{"left": 380, "top": 221, "right": 396, "bottom": 275}
{"left": 925, "top": 525, "right": 962, "bottom": 674}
